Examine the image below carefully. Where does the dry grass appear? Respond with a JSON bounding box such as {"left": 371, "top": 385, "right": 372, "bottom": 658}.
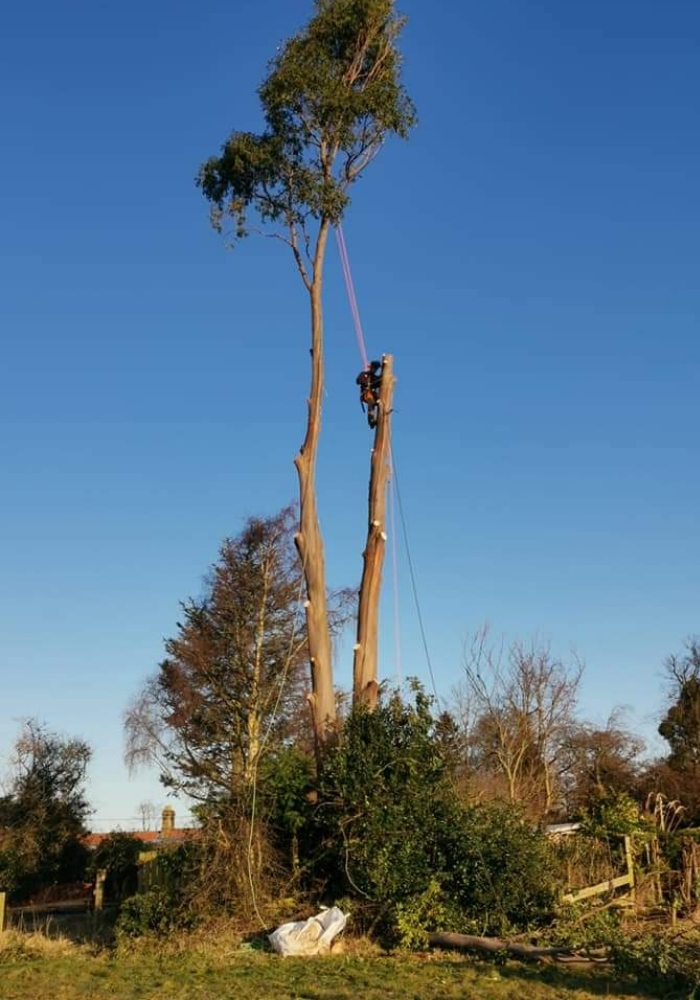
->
{"left": 0, "top": 927, "right": 79, "bottom": 959}
{"left": 126, "top": 921, "right": 384, "bottom": 963}
{"left": 118, "top": 917, "right": 248, "bottom": 963}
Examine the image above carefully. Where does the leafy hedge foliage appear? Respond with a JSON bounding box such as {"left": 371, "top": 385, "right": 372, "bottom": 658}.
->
{"left": 444, "top": 802, "right": 559, "bottom": 935}
{"left": 305, "top": 687, "right": 560, "bottom": 943}
{"left": 116, "top": 887, "right": 191, "bottom": 939}
{"left": 612, "top": 932, "right": 700, "bottom": 995}
{"left": 114, "top": 844, "right": 201, "bottom": 939}
{"left": 112, "top": 689, "right": 560, "bottom": 943}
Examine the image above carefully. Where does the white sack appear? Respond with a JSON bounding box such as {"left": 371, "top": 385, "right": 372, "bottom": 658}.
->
{"left": 268, "top": 906, "right": 347, "bottom": 957}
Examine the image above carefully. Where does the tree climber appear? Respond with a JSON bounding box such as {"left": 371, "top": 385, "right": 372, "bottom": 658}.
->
{"left": 356, "top": 359, "right": 383, "bottom": 429}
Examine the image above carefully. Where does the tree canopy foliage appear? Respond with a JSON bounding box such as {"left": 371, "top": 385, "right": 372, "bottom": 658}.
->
{"left": 659, "top": 639, "right": 700, "bottom": 770}
{"left": 199, "top": 0, "right": 416, "bottom": 272}
{"left": 125, "top": 506, "right": 351, "bottom": 802}
{"left": 88, "top": 832, "right": 145, "bottom": 904}
{"left": 0, "top": 721, "right": 91, "bottom": 901}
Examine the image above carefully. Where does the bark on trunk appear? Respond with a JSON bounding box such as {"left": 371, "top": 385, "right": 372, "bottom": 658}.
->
{"left": 294, "top": 222, "right": 336, "bottom": 749}
{"left": 353, "top": 354, "right": 395, "bottom": 710}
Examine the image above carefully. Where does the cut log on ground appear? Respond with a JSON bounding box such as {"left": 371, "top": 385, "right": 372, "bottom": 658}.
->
{"left": 427, "top": 932, "right": 609, "bottom": 966}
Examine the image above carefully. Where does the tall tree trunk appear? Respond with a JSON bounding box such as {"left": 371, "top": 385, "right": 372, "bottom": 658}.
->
{"left": 353, "top": 354, "right": 395, "bottom": 709}
{"left": 543, "top": 757, "right": 554, "bottom": 815}
{"left": 245, "top": 555, "right": 270, "bottom": 786}
{"left": 294, "top": 222, "right": 336, "bottom": 749}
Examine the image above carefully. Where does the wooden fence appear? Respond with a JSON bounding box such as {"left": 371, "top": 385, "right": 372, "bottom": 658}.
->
{"left": 561, "top": 835, "right": 635, "bottom": 906}
{"left": 0, "top": 874, "right": 105, "bottom": 931}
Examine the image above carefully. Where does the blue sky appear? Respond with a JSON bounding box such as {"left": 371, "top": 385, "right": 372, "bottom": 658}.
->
{"left": 1, "top": 0, "right": 698, "bottom": 828}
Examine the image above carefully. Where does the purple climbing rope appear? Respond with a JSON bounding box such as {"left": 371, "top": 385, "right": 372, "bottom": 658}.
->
{"left": 335, "top": 223, "right": 370, "bottom": 370}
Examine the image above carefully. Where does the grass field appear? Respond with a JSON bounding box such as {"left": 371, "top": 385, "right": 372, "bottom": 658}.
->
{"left": 0, "top": 932, "right": 660, "bottom": 1000}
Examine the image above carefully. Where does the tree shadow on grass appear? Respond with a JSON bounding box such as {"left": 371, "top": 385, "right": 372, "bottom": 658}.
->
{"left": 484, "top": 959, "right": 677, "bottom": 999}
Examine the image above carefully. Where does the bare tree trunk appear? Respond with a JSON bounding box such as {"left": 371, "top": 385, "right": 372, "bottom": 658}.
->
{"left": 543, "top": 758, "right": 554, "bottom": 815}
{"left": 246, "top": 555, "right": 270, "bottom": 785}
{"left": 353, "top": 354, "right": 395, "bottom": 710}
{"left": 294, "top": 222, "right": 336, "bottom": 749}
{"left": 246, "top": 713, "right": 261, "bottom": 788}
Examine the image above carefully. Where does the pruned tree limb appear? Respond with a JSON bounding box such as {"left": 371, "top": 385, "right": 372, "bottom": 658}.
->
{"left": 353, "top": 355, "right": 395, "bottom": 709}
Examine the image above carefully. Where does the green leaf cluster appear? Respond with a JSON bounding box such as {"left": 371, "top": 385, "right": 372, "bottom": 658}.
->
{"left": 311, "top": 688, "right": 450, "bottom": 903}
{"left": 580, "top": 790, "right": 647, "bottom": 839}
{"left": 115, "top": 886, "right": 196, "bottom": 940}
{"left": 443, "top": 803, "right": 559, "bottom": 936}
{"left": 612, "top": 932, "right": 700, "bottom": 995}
{"left": 198, "top": 0, "right": 416, "bottom": 245}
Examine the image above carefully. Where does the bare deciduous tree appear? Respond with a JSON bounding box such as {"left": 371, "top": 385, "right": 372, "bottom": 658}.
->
{"left": 459, "top": 628, "right": 583, "bottom": 817}
{"left": 559, "top": 710, "right": 644, "bottom": 816}
{"left": 137, "top": 800, "right": 157, "bottom": 832}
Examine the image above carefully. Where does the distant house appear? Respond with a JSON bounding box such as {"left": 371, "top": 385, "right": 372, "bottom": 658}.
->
{"left": 85, "top": 806, "right": 194, "bottom": 850}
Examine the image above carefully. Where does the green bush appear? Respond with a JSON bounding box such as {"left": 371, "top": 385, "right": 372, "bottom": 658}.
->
{"left": 0, "top": 722, "right": 91, "bottom": 903}
{"left": 262, "top": 746, "right": 315, "bottom": 868}
{"left": 394, "top": 878, "right": 463, "bottom": 949}
{"left": 305, "top": 686, "right": 559, "bottom": 944}
{"left": 115, "top": 887, "right": 196, "bottom": 939}
{"left": 580, "top": 791, "right": 647, "bottom": 839}
{"left": 310, "top": 687, "right": 454, "bottom": 908}
{"left": 444, "top": 803, "right": 560, "bottom": 936}
{"left": 612, "top": 932, "right": 700, "bottom": 995}
{"left": 0, "top": 849, "right": 21, "bottom": 898}
{"left": 0, "top": 838, "right": 89, "bottom": 904}
{"left": 149, "top": 842, "right": 200, "bottom": 889}
{"left": 549, "top": 905, "right": 623, "bottom": 952}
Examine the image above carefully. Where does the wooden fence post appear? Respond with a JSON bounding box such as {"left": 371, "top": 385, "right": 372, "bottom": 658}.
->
{"left": 94, "top": 870, "right": 106, "bottom": 912}
{"left": 624, "top": 835, "right": 636, "bottom": 905}
{"left": 0, "top": 891, "right": 7, "bottom": 932}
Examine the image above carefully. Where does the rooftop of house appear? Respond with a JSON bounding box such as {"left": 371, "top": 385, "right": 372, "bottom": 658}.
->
{"left": 85, "top": 806, "right": 195, "bottom": 849}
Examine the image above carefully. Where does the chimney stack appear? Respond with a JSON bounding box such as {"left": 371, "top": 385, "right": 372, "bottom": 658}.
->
{"left": 161, "top": 806, "right": 175, "bottom": 837}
